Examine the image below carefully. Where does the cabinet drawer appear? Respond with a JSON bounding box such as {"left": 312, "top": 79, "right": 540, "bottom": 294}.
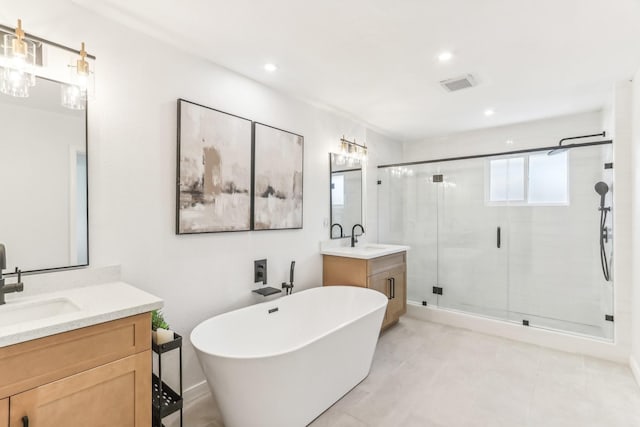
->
{"left": 368, "top": 252, "right": 405, "bottom": 276}
{"left": 0, "top": 313, "right": 150, "bottom": 399}
{"left": 323, "top": 255, "right": 368, "bottom": 286}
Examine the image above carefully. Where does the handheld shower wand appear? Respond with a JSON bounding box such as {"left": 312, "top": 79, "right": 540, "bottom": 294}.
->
{"left": 594, "top": 181, "right": 609, "bottom": 210}
{"left": 594, "top": 182, "right": 610, "bottom": 281}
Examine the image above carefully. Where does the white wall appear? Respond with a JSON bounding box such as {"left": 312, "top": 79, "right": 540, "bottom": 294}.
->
{"left": 404, "top": 111, "right": 605, "bottom": 160}
{"left": 0, "top": 2, "right": 401, "bottom": 392}
{"left": 631, "top": 68, "right": 640, "bottom": 380}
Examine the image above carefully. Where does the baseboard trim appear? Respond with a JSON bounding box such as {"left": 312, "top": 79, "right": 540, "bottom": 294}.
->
{"left": 183, "top": 380, "right": 210, "bottom": 404}
{"left": 630, "top": 356, "right": 640, "bottom": 388}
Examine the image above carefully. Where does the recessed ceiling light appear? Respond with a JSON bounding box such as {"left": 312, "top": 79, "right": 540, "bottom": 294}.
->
{"left": 506, "top": 139, "right": 514, "bottom": 145}
{"left": 438, "top": 51, "right": 453, "bottom": 62}
{"left": 484, "top": 109, "right": 495, "bottom": 117}
{"left": 264, "top": 63, "right": 278, "bottom": 72}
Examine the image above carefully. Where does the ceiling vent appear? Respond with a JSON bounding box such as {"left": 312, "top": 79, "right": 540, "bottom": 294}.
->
{"left": 440, "top": 74, "right": 477, "bottom": 92}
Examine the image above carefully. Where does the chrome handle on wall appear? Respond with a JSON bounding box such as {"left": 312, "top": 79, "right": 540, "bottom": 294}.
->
{"left": 497, "top": 227, "right": 501, "bottom": 249}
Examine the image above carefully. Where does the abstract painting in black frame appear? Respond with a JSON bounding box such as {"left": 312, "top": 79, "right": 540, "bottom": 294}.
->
{"left": 252, "top": 123, "right": 304, "bottom": 230}
{"left": 176, "top": 99, "right": 253, "bottom": 234}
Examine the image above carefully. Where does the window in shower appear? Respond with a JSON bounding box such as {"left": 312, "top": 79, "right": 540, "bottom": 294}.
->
{"left": 487, "top": 151, "right": 568, "bottom": 205}
{"left": 488, "top": 157, "right": 525, "bottom": 202}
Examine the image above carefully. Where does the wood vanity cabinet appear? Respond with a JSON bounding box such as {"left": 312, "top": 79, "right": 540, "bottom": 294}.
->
{"left": 323, "top": 251, "right": 407, "bottom": 330}
{"left": 0, "top": 313, "right": 151, "bottom": 427}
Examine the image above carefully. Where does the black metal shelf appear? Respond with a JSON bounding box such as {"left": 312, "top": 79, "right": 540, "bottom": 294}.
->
{"left": 152, "top": 374, "right": 183, "bottom": 417}
{"left": 152, "top": 331, "right": 183, "bottom": 427}
{"left": 153, "top": 332, "right": 183, "bottom": 353}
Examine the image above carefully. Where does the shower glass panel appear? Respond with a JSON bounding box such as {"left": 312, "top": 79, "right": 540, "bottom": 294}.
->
{"left": 436, "top": 158, "right": 509, "bottom": 318}
{"left": 378, "top": 165, "right": 438, "bottom": 306}
{"left": 507, "top": 145, "right": 613, "bottom": 339}
{"left": 377, "top": 141, "right": 614, "bottom": 341}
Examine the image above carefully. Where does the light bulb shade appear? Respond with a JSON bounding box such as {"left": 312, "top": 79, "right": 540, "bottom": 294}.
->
{"left": 0, "top": 66, "right": 32, "bottom": 97}
{"left": 0, "top": 32, "right": 36, "bottom": 97}
{"left": 67, "top": 55, "right": 95, "bottom": 101}
{"left": 61, "top": 83, "right": 86, "bottom": 110}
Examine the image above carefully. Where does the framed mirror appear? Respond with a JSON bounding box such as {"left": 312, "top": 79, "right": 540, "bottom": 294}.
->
{"left": 329, "top": 153, "right": 363, "bottom": 239}
{"left": 0, "top": 76, "right": 88, "bottom": 273}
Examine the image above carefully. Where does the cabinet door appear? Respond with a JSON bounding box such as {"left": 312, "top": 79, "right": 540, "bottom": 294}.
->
{"left": 388, "top": 266, "right": 407, "bottom": 320}
{"left": 368, "top": 271, "right": 391, "bottom": 327}
{"left": 0, "top": 399, "right": 7, "bottom": 427}
{"left": 10, "top": 351, "right": 151, "bottom": 427}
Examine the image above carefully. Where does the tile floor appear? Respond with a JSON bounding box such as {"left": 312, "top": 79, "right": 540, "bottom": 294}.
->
{"left": 167, "top": 317, "right": 640, "bottom": 427}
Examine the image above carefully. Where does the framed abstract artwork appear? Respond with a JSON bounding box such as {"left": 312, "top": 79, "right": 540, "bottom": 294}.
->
{"left": 176, "top": 99, "right": 253, "bottom": 234}
{"left": 252, "top": 123, "right": 304, "bottom": 230}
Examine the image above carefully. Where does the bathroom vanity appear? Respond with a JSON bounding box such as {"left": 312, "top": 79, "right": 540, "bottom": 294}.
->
{"left": 0, "top": 282, "right": 162, "bottom": 427}
{"left": 321, "top": 244, "right": 408, "bottom": 330}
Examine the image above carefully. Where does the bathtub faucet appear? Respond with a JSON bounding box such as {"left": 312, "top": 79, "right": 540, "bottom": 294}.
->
{"left": 281, "top": 261, "right": 295, "bottom": 295}
{"left": 351, "top": 224, "right": 365, "bottom": 247}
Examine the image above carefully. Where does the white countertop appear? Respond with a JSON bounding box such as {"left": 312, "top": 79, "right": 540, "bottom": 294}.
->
{"left": 320, "top": 243, "right": 410, "bottom": 259}
{"left": 0, "top": 281, "right": 163, "bottom": 347}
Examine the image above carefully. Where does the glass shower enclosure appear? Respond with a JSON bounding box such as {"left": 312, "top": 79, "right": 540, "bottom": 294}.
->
{"left": 378, "top": 142, "right": 614, "bottom": 340}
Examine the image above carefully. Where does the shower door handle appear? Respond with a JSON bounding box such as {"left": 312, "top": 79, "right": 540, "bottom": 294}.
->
{"left": 497, "top": 227, "right": 501, "bottom": 249}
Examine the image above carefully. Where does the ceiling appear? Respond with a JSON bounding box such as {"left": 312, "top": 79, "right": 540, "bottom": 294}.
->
{"left": 76, "top": 0, "right": 640, "bottom": 141}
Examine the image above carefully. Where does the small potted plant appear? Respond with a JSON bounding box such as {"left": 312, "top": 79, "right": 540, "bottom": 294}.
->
{"left": 152, "top": 310, "right": 174, "bottom": 345}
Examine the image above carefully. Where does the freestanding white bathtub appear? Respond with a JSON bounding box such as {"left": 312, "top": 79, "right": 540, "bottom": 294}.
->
{"left": 191, "top": 285, "right": 387, "bottom": 427}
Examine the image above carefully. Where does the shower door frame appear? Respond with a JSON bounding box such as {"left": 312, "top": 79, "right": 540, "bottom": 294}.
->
{"left": 378, "top": 139, "right": 614, "bottom": 340}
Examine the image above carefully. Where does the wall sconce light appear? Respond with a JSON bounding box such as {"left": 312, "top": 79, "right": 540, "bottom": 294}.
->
{"left": 0, "top": 19, "right": 95, "bottom": 110}
{"left": 338, "top": 136, "right": 368, "bottom": 166}
{"left": 0, "top": 19, "right": 36, "bottom": 98}
{"left": 61, "top": 42, "right": 94, "bottom": 110}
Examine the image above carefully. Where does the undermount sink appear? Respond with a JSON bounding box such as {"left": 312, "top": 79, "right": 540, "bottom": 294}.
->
{"left": 360, "top": 244, "right": 389, "bottom": 250}
{"left": 0, "top": 297, "right": 81, "bottom": 327}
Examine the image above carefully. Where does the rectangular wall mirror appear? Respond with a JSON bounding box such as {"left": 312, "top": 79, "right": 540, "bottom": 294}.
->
{"left": 329, "top": 153, "right": 363, "bottom": 239}
{"left": 0, "top": 76, "right": 88, "bottom": 273}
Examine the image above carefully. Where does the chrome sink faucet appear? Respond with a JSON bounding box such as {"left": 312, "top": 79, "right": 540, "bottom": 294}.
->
{"left": 351, "top": 224, "right": 365, "bottom": 247}
{"left": 0, "top": 244, "right": 25, "bottom": 305}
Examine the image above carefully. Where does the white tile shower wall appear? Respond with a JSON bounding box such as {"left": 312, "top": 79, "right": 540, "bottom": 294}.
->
{"left": 631, "top": 67, "right": 640, "bottom": 383}
{"left": 400, "top": 110, "right": 631, "bottom": 361}
{"left": 0, "top": 1, "right": 401, "bottom": 392}
{"left": 611, "top": 81, "right": 634, "bottom": 359}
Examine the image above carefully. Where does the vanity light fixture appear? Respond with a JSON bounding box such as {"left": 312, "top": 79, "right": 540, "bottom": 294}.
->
{"left": 0, "top": 19, "right": 36, "bottom": 98}
{"left": 61, "top": 42, "right": 93, "bottom": 110}
{"left": 338, "top": 136, "right": 368, "bottom": 165}
{"left": 0, "top": 19, "right": 95, "bottom": 108}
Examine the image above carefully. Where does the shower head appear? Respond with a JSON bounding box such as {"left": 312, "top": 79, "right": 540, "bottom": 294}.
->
{"left": 595, "top": 181, "right": 609, "bottom": 208}
{"left": 547, "top": 147, "right": 569, "bottom": 156}
{"left": 548, "top": 131, "right": 606, "bottom": 156}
